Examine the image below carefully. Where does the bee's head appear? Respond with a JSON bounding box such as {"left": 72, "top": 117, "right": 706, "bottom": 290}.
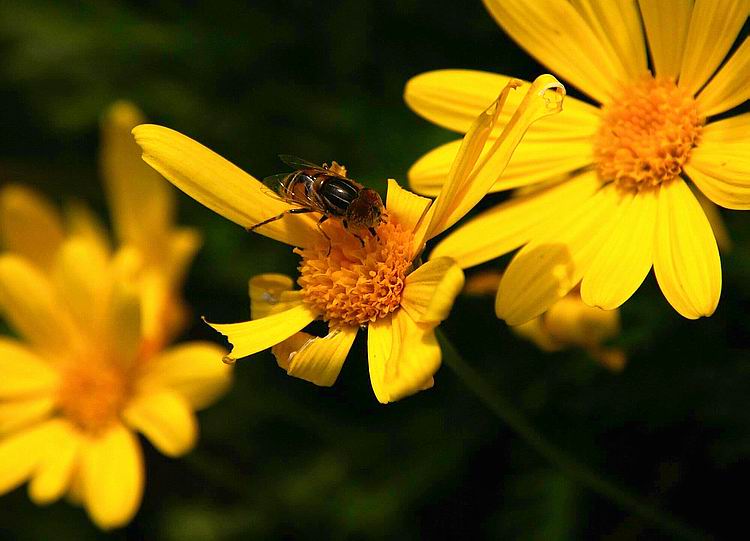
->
{"left": 346, "top": 188, "right": 385, "bottom": 229}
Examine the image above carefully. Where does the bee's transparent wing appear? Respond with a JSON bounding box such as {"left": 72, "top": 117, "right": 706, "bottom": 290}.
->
{"left": 278, "top": 154, "right": 322, "bottom": 170}
{"left": 260, "top": 173, "right": 293, "bottom": 202}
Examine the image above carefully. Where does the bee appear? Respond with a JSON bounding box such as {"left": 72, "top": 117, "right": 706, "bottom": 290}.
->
{"left": 249, "top": 155, "right": 386, "bottom": 249}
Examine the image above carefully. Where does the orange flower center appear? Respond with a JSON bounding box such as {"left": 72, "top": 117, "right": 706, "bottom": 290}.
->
{"left": 57, "top": 360, "right": 131, "bottom": 433}
{"left": 593, "top": 76, "right": 704, "bottom": 191}
{"left": 295, "top": 219, "right": 413, "bottom": 327}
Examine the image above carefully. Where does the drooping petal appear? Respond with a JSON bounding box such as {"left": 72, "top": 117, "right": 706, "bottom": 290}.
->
{"left": 496, "top": 183, "right": 623, "bottom": 326}
{"left": 482, "top": 0, "right": 623, "bottom": 103}
{"left": 123, "top": 390, "right": 198, "bottom": 457}
{"left": 274, "top": 326, "right": 358, "bottom": 387}
{"left": 207, "top": 302, "right": 319, "bottom": 362}
{"left": 401, "top": 258, "right": 464, "bottom": 324}
{"left": 653, "top": 178, "right": 721, "bottom": 319}
{"left": 384, "top": 179, "right": 432, "bottom": 239}
{"left": 678, "top": 0, "right": 750, "bottom": 97}
{"left": 404, "top": 69, "right": 599, "bottom": 138}
{"left": 0, "top": 255, "right": 80, "bottom": 355}
{"left": 418, "top": 75, "right": 565, "bottom": 244}
{"left": 638, "top": 0, "right": 693, "bottom": 79}
{"left": 132, "top": 125, "right": 318, "bottom": 248}
{"left": 408, "top": 137, "right": 594, "bottom": 197}
{"left": 0, "top": 337, "right": 58, "bottom": 398}
{"left": 139, "top": 342, "right": 231, "bottom": 410}
{"left": 367, "top": 309, "right": 440, "bottom": 404}
{"left": 0, "top": 396, "right": 55, "bottom": 434}
{"left": 28, "top": 420, "right": 81, "bottom": 505}
{"left": 697, "top": 36, "right": 750, "bottom": 116}
{"left": 0, "top": 184, "right": 65, "bottom": 271}
{"left": 431, "top": 171, "right": 601, "bottom": 269}
{"left": 81, "top": 423, "right": 144, "bottom": 530}
{"left": 0, "top": 419, "right": 61, "bottom": 495}
{"left": 581, "top": 188, "right": 658, "bottom": 309}
{"left": 249, "top": 274, "right": 297, "bottom": 320}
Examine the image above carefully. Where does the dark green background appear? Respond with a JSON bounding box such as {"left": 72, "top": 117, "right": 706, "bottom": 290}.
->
{"left": 0, "top": 1, "right": 748, "bottom": 539}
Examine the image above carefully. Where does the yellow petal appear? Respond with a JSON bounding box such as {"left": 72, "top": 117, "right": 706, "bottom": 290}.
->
{"left": 419, "top": 75, "right": 565, "bottom": 243}
{"left": 638, "top": 0, "right": 693, "bottom": 79}
{"left": 482, "top": 0, "right": 623, "bottom": 103}
{"left": 0, "top": 337, "right": 58, "bottom": 398}
{"left": 0, "top": 396, "right": 55, "bottom": 434}
{"left": 678, "top": 0, "right": 750, "bottom": 97}
{"left": 249, "top": 274, "right": 297, "bottom": 320}
{"left": 28, "top": 420, "right": 81, "bottom": 505}
{"left": 401, "top": 258, "right": 464, "bottom": 323}
{"left": 581, "top": 188, "right": 658, "bottom": 309}
{"left": 697, "top": 36, "right": 750, "bottom": 116}
{"left": 700, "top": 113, "right": 750, "bottom": 145}
{"left": 65, "top": 201, "right": 111, "bottom": 259}
{"left": 653, "top": 178, "right": 721, "bottom": 319}
{"left": 570, "top": 0, "right": 648, "bottom": 79}
{"left": 545, "top": 293, "right": 621, "bottom": 347}
{"left": 685, "top": 164, "right": 750, "bottom": 210}
{"left": 496, "top": 183, "right": 623, "bottom": 326}
{"left": 384, "top": 178, "right": 432, "bottom": 236}
{"left": 140, "top": 342, "right": 231, "bottom": 410}
{"left": 0, "top": 255, "right": 80, "bottom": 354}
{"left": 81, "top": 423, "right": 144, "bottom": 530}
{"left": 123, "top": 390, "right": 197, "bottom": 457}
{"left": 368, "top": 309, "right": 441, "bottom": 404}
{"left": 404, "top": 69, "right": 599, "bottom": 138}
{"left": 207, "top": 302, "right": 319, "bottom": 362}
{"left": 102, "top": 101, "right": 176, "bottom": 251}
{"left": 132, "top": 124, "right": 318, "bottom": 248}
{"left": 686, "top": 140, "right": 750, "bottom": 209}
{"left": 431, "top": 171, "right": 601, "bottom": 269}
{"left": 104, "top": 250, "right": 144, "bottom": 367}
{"left": 0, "top": 184, "right": 65, "bottom": 270}
{"left": 276, "top": 325, "right": 358, "bottom": 387}
{"left": 0, "top": 419, "right": 60, "bottom": 495}
{"left": 511, "top": 317, "right": 563, "bottom": 352}
{"left": 694, "top": 189, "right": 732, "bottom": 253}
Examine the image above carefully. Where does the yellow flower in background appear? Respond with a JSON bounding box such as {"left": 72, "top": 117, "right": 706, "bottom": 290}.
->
{"left": 134, "top": 75, "right": 564, "bottom": 403}
{"left": 405, "top": 0, "right": 750, "bottom": 325}
{"left": 0, "top": 102, "right": 231, "bottom": 529}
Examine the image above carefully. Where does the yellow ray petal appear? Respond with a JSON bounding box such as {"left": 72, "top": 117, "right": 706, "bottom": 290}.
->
{"left": 81, "top": 423, "right": 144, "bottom": 530}
{"left": 419, "top": 75, "right": 565, "bottom": 244}
{"left": 132, "top": 124, "right": 318, "bottom": 248}
{"left": 0, "top": 396, "right": 55, "bottom": 435}
{"left": 581, "top": 189, "right": 657, "bottom": 309}
{"left": 496, "top": 183, "right": 623, "bottom": 326}
{"left": 104, "top": 251, "right": 143, "bottom": 367}
{"left": 0, "top": 255, "right": 80, "bottom": 355}
{"left": 0, "top": 419, "right": 60, "bottom": 495}
{"left": 638, "top": 0, "right": 693, "bottom": 79}
{"left": 693, "top": 188, "right": 732, "bottom": 253}
{"left": 0, "top": 184, "right": 65, "bottom": 270}
{"left": 408, "top": 137, "right": 594, "bottom": 197}
{"left": 431, "top": 171, "right": 601, "bottom": 269}
{"left": 685, "top": 164, "right": 750, "bottom": 210}
{"left": 482, "top": 0, "right": 623, "bottom": 103}
{"left": 124, "top": 390, "right": 197, "bottom": 457}
{"left": 401, "top": 258, "right": 465, "bottom": 324}
{"left": 275, "top": 325, "right": 358, "bottom": 387}
{"left": 678, "top": 0, "right": 750, "bottom": 97}
{"left": 688, "top": 142, "right": 750, "bottom": 205}
{"left": 697, "top": 36, "right": 750, "bottom": 116}
{"left": 653, "top": 178, "right": 721, "bottom": 319}
{"left": 0, "top": 337, "right": 58, "bottom": 398}
{"left": 404, "top": 69, "right": 599, "bottom": 137}
{"left": 700, "top": 113, "right": 750, "bottom": 144}
{"left": 369, "top": 309, "right": 440, "bottom": 404}
{"left": 101, "top": 101, "right": 175, "bottom": 251}
{"left": 29, "top": 420, "right": 81, "bottom": 505}
{"left": 65, "top": 201, "right": 111, "bottom": 259}
{"left": 139, "top": 342, "right": 231, "bottom": 410}
{"left": 545, "top": 293, "right": 621, "bottom": 347}
{"left": 249, "top": 274, "right": 297, "bottom": 320}
{"left": 571, "top": 0, "right": 648, "bottom": 79}
{"left": 207, "top": 302, "right": 319, "bottom": 362}
{"left": 384, "top": 179, "right": 432, "bottom": 238}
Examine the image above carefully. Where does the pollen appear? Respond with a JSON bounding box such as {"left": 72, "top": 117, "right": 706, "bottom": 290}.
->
{"left": 57, "top": 360, "right": 131, "bottom": 433}
{"left": 593, "top": 76, "right": 704, "bottom": 191}
{"left": 295, "top": 220, "right": 413, "bottom": 327}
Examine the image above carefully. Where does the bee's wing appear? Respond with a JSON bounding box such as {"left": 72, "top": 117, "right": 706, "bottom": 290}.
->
{"left": 260, "top": 173, "right": 294, "bottom": 202}
{"left": 278, "top": 154, "right": 322, "bottom": 170}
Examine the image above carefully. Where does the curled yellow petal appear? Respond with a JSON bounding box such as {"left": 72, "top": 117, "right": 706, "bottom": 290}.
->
{"left": 274, "top": 326, "right": 358, "bottom": 387}
{"left": 401, "top": 258, "right": 464, "bottom": 324}
{"left": 384, "top": 179, "right": 432, "bottom": 237}
{"left": 249, "top": 273, "right": 297, "bottom": 320}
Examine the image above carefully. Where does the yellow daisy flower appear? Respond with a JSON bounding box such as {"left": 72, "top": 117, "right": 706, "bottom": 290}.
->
{"left": 133, "top": 75, "right": 564, "bottom": 403}
{"left": 405, "top": 0, "right": 749, "bottom": 324}
{"left": 0, "top": 103, "right": 231, "bottom": 529}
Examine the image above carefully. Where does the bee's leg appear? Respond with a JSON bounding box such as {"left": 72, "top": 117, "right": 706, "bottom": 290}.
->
{"left": 316, "top": 215, "right": 332, "bottom": 256}
{"left": 246, "top": 208, "right": 314, "bottom": 232}
{"left": 368, "top": 226, "right": 381, "bottom": 242}
{"left": 353, "top": 232, "right": 366, "bottom": 247}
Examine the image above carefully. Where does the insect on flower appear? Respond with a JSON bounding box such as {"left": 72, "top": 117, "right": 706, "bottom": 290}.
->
{"left": 250, "top": 155, "right": 387, "bottom": 249}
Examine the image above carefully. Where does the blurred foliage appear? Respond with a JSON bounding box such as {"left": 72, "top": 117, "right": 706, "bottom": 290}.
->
{"left": 0, "top": 1, "right": 748, "bottom": 539}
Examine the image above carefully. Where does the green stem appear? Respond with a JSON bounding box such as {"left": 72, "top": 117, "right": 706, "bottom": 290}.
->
{"left": 437, "top": 329, "right": 711, "bottom": 541}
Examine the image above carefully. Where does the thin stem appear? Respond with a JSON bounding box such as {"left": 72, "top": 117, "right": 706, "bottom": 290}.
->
{"left": 437, "top": 329, "right": 711, "bottom": 541}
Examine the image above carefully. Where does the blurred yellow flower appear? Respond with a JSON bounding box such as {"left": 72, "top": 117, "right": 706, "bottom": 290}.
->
{"left": 134, "top": 75, "right": 564, "bottom": 403}
{"left": 405, "top": 0, "right": 749, "bottom": 324}
{"left": 0, "top": 102, "right": 231, "bottom": 529}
